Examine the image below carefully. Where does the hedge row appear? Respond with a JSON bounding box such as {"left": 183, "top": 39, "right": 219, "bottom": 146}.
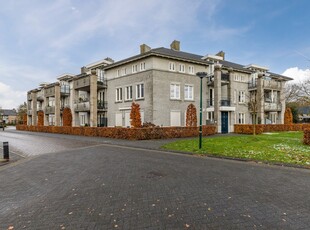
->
{"left": 16, "top": 125, "right": 216, "bottom": 140}
{"left": 234, "top": 124, "right": 310, "bottom": 135}
{"left": 304, "top": 129, "right": 310, "bottom": 145}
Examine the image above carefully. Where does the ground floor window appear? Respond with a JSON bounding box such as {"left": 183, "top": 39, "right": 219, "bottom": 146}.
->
{"left": 238, "top": 113, "right": 245, "bottom": 124}
{"left": 49, "top": 115, "right": 55, "bottom": 126}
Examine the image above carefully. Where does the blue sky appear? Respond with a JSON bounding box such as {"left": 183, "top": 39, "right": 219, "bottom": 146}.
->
{"left": 0, "top": 0, "right": 309, "bottom": 109}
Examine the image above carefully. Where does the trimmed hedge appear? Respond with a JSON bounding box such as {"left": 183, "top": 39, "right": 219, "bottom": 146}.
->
{"left": 16, "top": 125, "right": 216, "bottom": 140}
{"left": 304, "top": 129, "right": 310, "bottom": 145}
{"left": 234, "top": 124, "right": 310, "bottom": 135}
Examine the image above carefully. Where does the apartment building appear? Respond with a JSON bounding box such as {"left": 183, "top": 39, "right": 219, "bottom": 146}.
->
{"left": 27, "top": 40, "right": 292, "bottom": 133}
{"left": 27, "top": 58, "right": 113, "bottom": 127}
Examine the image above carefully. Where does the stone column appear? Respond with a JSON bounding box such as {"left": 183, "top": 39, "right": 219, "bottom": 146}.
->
{"left": 90, "top": 70, "right": 98, "bottom": 127}
{"left": 228, "top": 68, "right": 235, "bottom": 132}
{"left": 257, "top": 73, "right": 264, "bottom": 124}
{"left": 279, "top": 81, "right": 285, "bottom": 124}
{"left": 31, "top": 92, "right": 37, "bottom": 126}
{"left": 55, "top": 84, "right": 61, "bottom": 126}
{"left": 214, "top": 64, "right": 222, "bottom": 133}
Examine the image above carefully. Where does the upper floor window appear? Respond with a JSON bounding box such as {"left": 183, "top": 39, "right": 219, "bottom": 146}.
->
{"left": 179, "top": 64, "right": 185, "bottom": 73}
{"left": 132, "top": 64, "right": 138, "bottom": 73}
{"left": 117, "top": 69, "right": 120, "bottom": 77}
{"left": 116, "top": 87, "right": 122, "bottom": 102}
{"left": 121, "top": 68, "right": 127, "bottom": 76}
{"left": 170, "top": 83, "right": 180, "bottom": 99}
{"left": 184, "top": 85, "right": 194, "bottom": 100}
{"left": 140, "top": 62, "right": 146, "bottom": 71}
{"left": 48, "top": 97, "right": 55, "bottom": 107}
{"left": 238, "top": 91, "right": 246, "bottom": 103}
{"left": 125, "top": 86, "right": 133, "bottom": 101}
{"left": 188, "top": 65, "right": 195, "bottom": 74}
{"left": 169, "top": 62, "right": 176, "bottom": 71}
{"left": 136, "top": 83, "right": 144, "bottom": 99}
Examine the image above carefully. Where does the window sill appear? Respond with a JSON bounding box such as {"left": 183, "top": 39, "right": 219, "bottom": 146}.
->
{"left": 115, "top": 101, "right": 123, "bottom": 103}
{"left": 135, "top": 98, "right": 145, "bottom": 101}
{"left": 184, "top": 99, "right": 195, "bottom": 102}
{"left": 170, "top": 98, "right": 181, "bottom": 101}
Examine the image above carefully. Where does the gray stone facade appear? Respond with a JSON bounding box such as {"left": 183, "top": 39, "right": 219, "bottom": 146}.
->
{"left": 26, "top": 41, "right": 293, "bottom": 133}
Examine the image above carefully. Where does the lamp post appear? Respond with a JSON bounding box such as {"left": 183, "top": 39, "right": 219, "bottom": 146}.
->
{"left": 196, "top": 72, "right": 208, "bottom": 149}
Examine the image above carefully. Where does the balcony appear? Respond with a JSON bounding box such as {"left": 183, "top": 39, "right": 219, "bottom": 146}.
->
{"left": 221, "top": 73, "right": 229, "bottom": 81}
{"left": 98, "top": 100, "right": 108, "bottom": 110}
{"left": 45, "top": 106, "right": 55, "bottom": 114}
{"left": 263, "top": 80, "right": 281, "bottom": 90}
{"left": 37, "top": 92, "right": 44, "bottom": 101}
{"left": 220, "top": 99, "right": 231, "bottom": 106}
{"left": 61, "top": 85, "right": 70, "bottom": 95}
{"left": 97, "top": 79, "right": 107, "bottom": 89}
{"left": 45, "top": 87, "right": 55, "bottom": 97}
{"left": 74, "top": 76, "right": 90, "bottom": 90}
{"left": 264, "top": 102, "right": 282, "bottom": 111}
{"left": 74, "top": 102, "right": 90, "bottom": 112}
{"left": 207, "top": 73, "right": 229, "bottom": 86}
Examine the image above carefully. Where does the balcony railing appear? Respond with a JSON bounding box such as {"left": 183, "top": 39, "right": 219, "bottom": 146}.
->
{"left": 61, "top": 85, "right": 70, "bottom": 95}
{"left": 220, "top": 99, "right": 231, "bottom": 106}
{"left": 97, "top": 79, "right": 107, "bottom": 88}
{"left": 45, "top": 106, "right": 55, "bottom": 114}
{"left": 221, "top": 73, "right": 229, "bottom": 81}
{"left": 74, "top": 102, "right": 90, "bottom": 112}
{"left": 264, "top": 102, "right": 282, "bottom": 111}
{"left": 98, "top": 101, "right": 108, "bottom": 110}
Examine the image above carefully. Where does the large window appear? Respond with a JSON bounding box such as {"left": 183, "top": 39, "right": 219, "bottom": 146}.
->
{"left": 136, "top": 83, "right": 144, "bottom": 99}
{"left": 238, "top": 91, "right": 245, "bottom": 103}
{"left": 184, "top": 85, "right": 194, "bottom": 100}
{"left": 169, "top": 62, "right": 176, "bottom": 71}
{"left": 140, "top": 62, "right": 146, "bottom": 71}
{"left": 188, "top": 65, "right": 195, "bottom": 74}
{"left": 170, "top": 83, "right": 180, "bottom": 99}
{"left": 179, "top": 64, "right": 185, "bottom": 73}
{"left": 116, "top": 87, "right": 122, "bottom": 102}
{"left": 238, "top": 113, "right": 245, "bottom": 124}
{"left": 125, "top": 86, "right": 133, "bottom": 101}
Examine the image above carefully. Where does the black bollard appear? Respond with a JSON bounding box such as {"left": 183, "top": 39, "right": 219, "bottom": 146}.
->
{"left": 3, "top": 142, "right": 9, "bottom": 160}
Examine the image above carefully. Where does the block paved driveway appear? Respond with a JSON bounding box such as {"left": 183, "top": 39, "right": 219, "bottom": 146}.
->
{"left": 0, "top": 129, "right": 309, "bottom": 229}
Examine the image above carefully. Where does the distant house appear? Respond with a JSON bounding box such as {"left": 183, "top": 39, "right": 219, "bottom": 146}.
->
{"left": 297, "top": 106, "right": 310, "bottom": 122}
{"left": 1, "top": 109, "right": 17, "bottom": 124}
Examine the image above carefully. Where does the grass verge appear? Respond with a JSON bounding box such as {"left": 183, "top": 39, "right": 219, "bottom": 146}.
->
{"left": 162, "top": 132, "right": 310, "bottom": 167}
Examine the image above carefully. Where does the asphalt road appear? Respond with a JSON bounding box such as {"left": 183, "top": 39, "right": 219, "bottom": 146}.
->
{"left": 0, "top": 129, "right": 309, "bottom": 229}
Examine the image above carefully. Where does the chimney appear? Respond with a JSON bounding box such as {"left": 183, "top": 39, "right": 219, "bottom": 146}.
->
{"left": 170, "top": 40, "right": 180, "bottom": 51}
{"left": 140, "top": 44, "right": 151, "bottom": 54}
{"left": 81, "top": 66, "right": 88, "bottom": 74}
{"left": 216, "top": 51, "right": 225, "bottom": 60}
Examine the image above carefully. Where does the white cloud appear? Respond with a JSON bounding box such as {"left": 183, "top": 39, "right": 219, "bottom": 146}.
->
{"left": 282, "top": 67, "right": 310, "bottom": 83}
{"left": 0, "top": 82, "right": 26, "bottom": 109}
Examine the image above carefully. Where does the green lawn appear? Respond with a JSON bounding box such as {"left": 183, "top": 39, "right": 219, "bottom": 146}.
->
{"left": 162, "top": 132, "right": 310, "bottom": 167}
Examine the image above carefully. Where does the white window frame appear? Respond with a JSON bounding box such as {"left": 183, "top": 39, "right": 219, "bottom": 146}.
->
{"left": 125, "top": 85, "right": 133, "bottom": 101}
{"left": 132, "top": 64, "right": 138, "bottom": 73}
{"left": 238, "top": 113, "right": 245, "bottom": 124}
{"left": 117, "top": 69, "right": 120, "bottom": 77}
{"left": 188, "top": 65, "right": 195, "bottom": 75}
{"left": 116, "top": 87, "right": 123, "bottom": 102}
{"left": 140, "top": 62, "right": 146, "bottom": 71}
{"left": 169, "top": 62, "right": 176, "bottom": 71}
{"left": 136, "top": 83, "right": 144, "bottom": 99}
{"left": 170, "top": 83, "right": 180, "bottom": 100}
{"left": 238, "top": 91, "right": 246, "bottom": 103}
{"left": 184, "top": 84, "right": 194, "bottom": 100}
{"left": 179, "top": 64, "right": 185, "bottom": 73}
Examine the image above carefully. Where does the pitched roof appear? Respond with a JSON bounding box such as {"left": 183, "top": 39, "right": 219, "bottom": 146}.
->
{"left": 1, "top": 109, "right": 17, "bottom": 116}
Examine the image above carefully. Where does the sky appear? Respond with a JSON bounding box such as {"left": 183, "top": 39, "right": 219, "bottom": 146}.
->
{"left": 0, "top": 0, "right": 310, "bottom": 109}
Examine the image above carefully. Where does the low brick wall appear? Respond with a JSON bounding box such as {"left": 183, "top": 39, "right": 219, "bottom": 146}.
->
{"left": 16, "top": 125, "right": 216, "bottom": 140}
{"left": 234, "top": 124, "right": 310, "bottom": 135}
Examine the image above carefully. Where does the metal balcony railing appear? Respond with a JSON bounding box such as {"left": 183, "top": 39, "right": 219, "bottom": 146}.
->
{"left": 220, "top": 99, "right": 231, "bottom": 106}
{"left": 97, "top": 101, "right": 108, "bottom": 110}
